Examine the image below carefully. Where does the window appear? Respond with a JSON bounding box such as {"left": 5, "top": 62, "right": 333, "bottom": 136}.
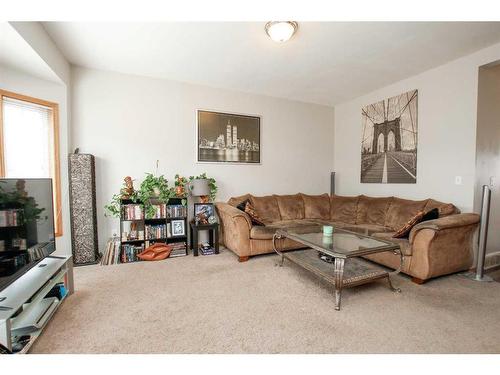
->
{"left": 0, "top": 90, "right": 62, "bottom": 236}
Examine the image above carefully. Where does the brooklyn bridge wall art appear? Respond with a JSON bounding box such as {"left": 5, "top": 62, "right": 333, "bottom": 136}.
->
{"left": 360, "top": 89, "right": 418, "bottom": 183}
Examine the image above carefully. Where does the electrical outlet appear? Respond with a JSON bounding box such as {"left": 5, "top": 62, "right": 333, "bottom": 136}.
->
{"left": 455, "top": 176, "right": 462, "bottom": 185}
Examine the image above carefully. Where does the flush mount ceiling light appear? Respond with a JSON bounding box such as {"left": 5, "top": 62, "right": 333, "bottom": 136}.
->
{"left": 265, "top": 21, "right": 298, "bottom": 43}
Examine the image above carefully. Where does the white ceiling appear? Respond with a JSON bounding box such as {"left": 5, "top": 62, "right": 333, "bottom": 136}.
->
{"left": 0, "top": 22, "right": 61, "bottom": 83}
{"left": 42, "top": 22, "right": 500, "bottom": 106}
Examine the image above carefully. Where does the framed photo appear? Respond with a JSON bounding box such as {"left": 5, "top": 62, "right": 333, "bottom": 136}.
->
{"left": 171, "top": 219, "right": 185, "bottom": 236}
{"left": 361, "top": 89, "right": 418, "bottom": 184}
{"left": 197, "top": 110, "right": 260, "bottom": 163}
{"left": 194, "top": 203, "right": 215, "bottom": 225}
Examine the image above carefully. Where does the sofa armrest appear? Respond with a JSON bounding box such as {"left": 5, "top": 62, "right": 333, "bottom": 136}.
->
{"left": 215, "top": 202, "right": 252, "bottom": 258}
{"left": 409, "top": 213, "right": 479, "bottom": 244}
{"left": 215, "top": 202, "right": 252, "bottom": 229}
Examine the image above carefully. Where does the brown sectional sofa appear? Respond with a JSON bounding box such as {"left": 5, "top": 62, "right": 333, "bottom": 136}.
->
{"left": 215, "top": 193, "right": 480, "bottom": 283}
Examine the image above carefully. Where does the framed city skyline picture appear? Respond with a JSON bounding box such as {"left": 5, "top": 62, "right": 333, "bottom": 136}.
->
{"left": 197, "top": 110, "right": 261, "bottom": 163}
{"left": 360, "top": 89, "right": 418, "bottom": 184}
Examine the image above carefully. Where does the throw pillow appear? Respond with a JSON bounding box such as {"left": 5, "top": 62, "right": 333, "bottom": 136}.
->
{"left": 237, "top": 199, "right": 265, "bottom": 226}
{"left": 392, "top": 210, "right": 425, "bottom": 239}
{"left": 421, "top": 208, "right": 439, "bottom": 222}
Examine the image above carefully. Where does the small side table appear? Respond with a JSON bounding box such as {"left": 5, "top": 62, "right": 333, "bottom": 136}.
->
{"left": 190, "top": 222, "right": 219, "bottom": 256}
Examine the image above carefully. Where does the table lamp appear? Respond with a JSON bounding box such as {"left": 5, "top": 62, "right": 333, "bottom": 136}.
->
{"left": 189, "top": 178, "right": 210, "bottom": 203}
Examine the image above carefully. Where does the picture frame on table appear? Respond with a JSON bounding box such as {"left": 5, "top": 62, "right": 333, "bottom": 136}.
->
{"left": 194, "top": 203, "right": 216, "bottom": 225}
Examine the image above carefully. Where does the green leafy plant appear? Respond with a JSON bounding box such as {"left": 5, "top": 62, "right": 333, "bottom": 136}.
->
{"left": 138, "top": 173, "right": 172, "bottom": 219}
{"left": 104, "top": 179, "right": 139, "bottom": 218}
{"left": 188, "top": 173, "right": 217, "bottom": 202}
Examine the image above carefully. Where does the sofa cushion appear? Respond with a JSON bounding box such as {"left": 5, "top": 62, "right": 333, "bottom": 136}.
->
{"left": 249, "top": 220, "right": 319, "bottom": 240}
{"left": 275, "top": 194, "right": 305, "bottom": 220}
{"left": 330, "top": 195, "right": 359, "bottom": 224}
{"left": 356, "top": 195, "right": 393, "bottom": 225}
{"left": 249, "top": 195, "right": 281, "bottom": 224}
{"left": 385, "top": 197, "right": 428, "bottom": 230}
{"left": 227, "top": 194, "right": 252, "bottom": 207}
{"left": 424, "top": 199, "right": 459, "bottom": 216}
{"left": 341, "top": 224, "right": 393, "bottom": 236}
{"left": 301, "top": 193, "right": 331, "bottom": 220}
{"left": 371, "top": 232, "right": 412, "bottom": 256}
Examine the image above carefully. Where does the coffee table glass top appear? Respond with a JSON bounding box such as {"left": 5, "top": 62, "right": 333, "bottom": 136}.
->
{"left": 278, "top": 226, "right": 398, "bottom": 258}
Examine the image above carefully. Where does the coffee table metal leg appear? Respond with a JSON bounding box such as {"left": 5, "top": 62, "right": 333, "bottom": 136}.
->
{"left": 333, "top": 258, "right": 345, "bottom": 311}
{"left": 272, "top": 233, "right": 285, "bottom": 267}
{"left": 387, "top": 276, "right": 402, "bottom": 293}
{"left": 387, "top": 248, "right": 403, "bottom": 293}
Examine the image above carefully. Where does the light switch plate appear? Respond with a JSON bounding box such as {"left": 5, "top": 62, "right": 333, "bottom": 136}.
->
{"left": 455, "top": 176, "right": 463, "bottom": 185}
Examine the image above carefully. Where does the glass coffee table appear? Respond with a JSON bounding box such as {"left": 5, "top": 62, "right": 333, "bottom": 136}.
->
{"left": 272, "top": 226, "right": 403, "bottom": 311}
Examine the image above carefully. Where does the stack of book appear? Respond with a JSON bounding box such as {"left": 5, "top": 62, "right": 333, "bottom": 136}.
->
{"left": 145, "top": 224, "right": 166, "bottom": 239}
{"left": 199, "top": 243, "right": 216, "bottom": 256}
{"left": 167, "top": 205, "right": 187, "bottom": 218}
{"left": 121, "top": 204, "right": 144, "bottom": 220}
{"left": 170, "top": 242, "right": 187, "bottom": 257}
{"left": 101, "top": 238, "right": 121, "bottom": 265}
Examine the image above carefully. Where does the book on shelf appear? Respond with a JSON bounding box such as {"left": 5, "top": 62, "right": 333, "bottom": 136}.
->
{"left": 121, "top": 244, "right": 144, "bottom": 263}
{"left": 0, "top": 209, "right": 22, "bottom": 227}
{"left": 166, "top": 205, "right": 187, "bottom": 218}
{"left": 121, "top": 204, "right": 144, "bottom": 220}
{"left": 170, "top": 241, "right": 187, "bottom": 257}
{"left": 101, "top": 237, "right": 121, "bottom": 265}
{"left": 145, "top": 224, "right": 167, "bottom": 239}
{"left": 150, "top": 203, "right": 167, "bottom": 219}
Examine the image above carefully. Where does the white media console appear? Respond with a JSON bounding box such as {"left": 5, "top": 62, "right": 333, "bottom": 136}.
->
{"left": 0, "top": 255, "right": 74, "bottom": 353}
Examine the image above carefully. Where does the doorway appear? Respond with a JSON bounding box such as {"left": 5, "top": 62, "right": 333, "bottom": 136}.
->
{"left": 475, "top": 62, "right": 500, "bottom": 269}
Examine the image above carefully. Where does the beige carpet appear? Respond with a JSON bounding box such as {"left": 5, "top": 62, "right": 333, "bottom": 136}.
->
{"left": 31, "top": 249, "right": 500, "bottom": 354}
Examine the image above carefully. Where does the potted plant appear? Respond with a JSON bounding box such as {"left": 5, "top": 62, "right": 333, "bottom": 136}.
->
{"left": 138, "top": 173, "right": 172, "bottom": 218}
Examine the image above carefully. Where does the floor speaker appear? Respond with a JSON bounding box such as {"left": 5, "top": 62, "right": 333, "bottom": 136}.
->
{"left": 69, "top": 153, "right": 99, "bottom": 265}
{"left": 330, "top": 172, "right": 336, "bottom": 195}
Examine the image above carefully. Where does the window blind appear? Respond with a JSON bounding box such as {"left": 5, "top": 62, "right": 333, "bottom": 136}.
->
{"left": 2, "top": 96, "right": 54, "bottom": 178}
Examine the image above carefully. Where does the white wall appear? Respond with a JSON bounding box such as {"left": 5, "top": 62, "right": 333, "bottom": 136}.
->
{"left": 0, "top": 65, "right": 71, "bottom": 255}
{"left": 334, "top": 41, "right": 500, "bottom": 213}
{"left": 70, "top": 67, "right": 335, "bottom": 251}
{"left": 476, "top": 64, "right": 500, "bottom": 254}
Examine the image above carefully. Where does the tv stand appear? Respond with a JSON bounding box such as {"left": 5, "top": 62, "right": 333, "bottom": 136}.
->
{"left": 0, "top": 255, "right": 73, "bottom": 353}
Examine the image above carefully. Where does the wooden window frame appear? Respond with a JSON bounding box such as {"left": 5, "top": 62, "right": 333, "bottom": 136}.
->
{"left": 0, "top": 89, "right": 63, "bottom": 237}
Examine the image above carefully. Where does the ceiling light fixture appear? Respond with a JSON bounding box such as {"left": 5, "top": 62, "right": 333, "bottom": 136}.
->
{"left": 265, "top": 21, "right": 298, "bottom": 43}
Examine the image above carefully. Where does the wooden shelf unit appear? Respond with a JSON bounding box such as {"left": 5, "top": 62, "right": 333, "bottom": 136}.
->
{"left": 119, "top": 197, "right": 188, "bottom": 263}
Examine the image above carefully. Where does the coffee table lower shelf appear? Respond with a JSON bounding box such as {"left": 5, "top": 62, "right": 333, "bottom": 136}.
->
{"left": 284, "top": 250, "right": 387, "bottom": 287}
{"left": 278, "top": 249, "right": 401, "bottom": 311}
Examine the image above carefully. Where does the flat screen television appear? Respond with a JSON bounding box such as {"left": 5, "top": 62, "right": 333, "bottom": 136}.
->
{"left": 0, "top": 178, "right": 56, "bottom": 292}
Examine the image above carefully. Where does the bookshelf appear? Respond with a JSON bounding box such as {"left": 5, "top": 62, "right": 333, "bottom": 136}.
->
{"left": 117, "top": 197, "right": 188, "bottom": 263}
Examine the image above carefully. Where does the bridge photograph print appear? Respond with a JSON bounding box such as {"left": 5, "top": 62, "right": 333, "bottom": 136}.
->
{"left": 360, "top": 89, "right": 418, "bottom": 183}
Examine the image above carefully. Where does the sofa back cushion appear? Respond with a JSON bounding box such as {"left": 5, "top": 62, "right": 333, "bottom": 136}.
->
{"left": 424, "top": 199, "right": 459, "bottom": 217}
{"left": 301, "top": 193, "right": 331, "bottom": 220}
{"left": 330, "top": 195, "right": 359, "bottom": 224}
{"left": 385, "top": 197, "right": 428, "bottom": 230}
{"left": 356, "top": 195, "right": 393, "bottom": 225}
{"left": 249, "top": 195, "right": 281, "bottom": 224}
{"left": 274, "top": 194, "right": 304, "bottom": 220}
{"left": 227, "top": 194, "right": 252, "bottom": 207}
